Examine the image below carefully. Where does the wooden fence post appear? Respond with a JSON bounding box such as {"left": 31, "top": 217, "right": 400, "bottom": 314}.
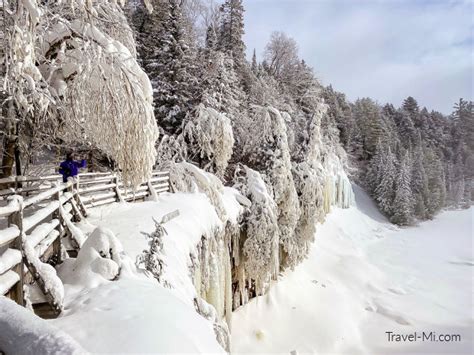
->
{"left": 114, "top": 175, "right": 124, "bottom": 203}
{"left": 167, "top": 171, "right": 174, "bottom": 193}
{"left": 74, "top": 176, "right": 88, "bottom": 217}
{"left": 147, "top": 180, "right": 158, "bottom": 201}
{"left": 7, "top": 196, "right": 24, "bottom": 306}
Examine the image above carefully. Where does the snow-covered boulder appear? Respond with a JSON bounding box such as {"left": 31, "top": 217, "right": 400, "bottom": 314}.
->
{"left": 60, "top": 227, "right": 125, "bottom": 287}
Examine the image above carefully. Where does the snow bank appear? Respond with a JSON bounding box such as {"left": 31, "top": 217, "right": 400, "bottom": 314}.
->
{"left": 0, "top": 297, "right": 84, "bottom": 355}
{"left": 52, "top": 278, "right": 225, "bottom": 353}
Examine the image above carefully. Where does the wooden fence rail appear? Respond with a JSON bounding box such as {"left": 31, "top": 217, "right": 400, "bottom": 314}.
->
{"left": 0, "top": 170, "right": 171, "bottom": 314}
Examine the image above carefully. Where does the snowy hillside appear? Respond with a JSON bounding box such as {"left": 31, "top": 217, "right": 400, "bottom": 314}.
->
{"left": 232, "top": 185, "right": 473, "bottom": 354}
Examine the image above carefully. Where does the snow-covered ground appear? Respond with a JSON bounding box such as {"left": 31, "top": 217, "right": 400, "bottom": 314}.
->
{"left": 49, "top": 191, "right": 238, "bottom": 353}
{"left": 232, "top": 185, "right": 473, "bottom": 354}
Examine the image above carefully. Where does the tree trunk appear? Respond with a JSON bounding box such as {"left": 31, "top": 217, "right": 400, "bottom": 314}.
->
{"left": 1, "top": 137, "right": 15, "bottom": 178}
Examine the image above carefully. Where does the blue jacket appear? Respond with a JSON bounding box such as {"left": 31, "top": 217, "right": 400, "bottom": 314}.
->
{"left": 59, "top": 159, "right": 86, "bottom": 182}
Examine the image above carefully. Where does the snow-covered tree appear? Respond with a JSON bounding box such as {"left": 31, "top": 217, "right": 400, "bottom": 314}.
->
{"left": 233, "top": 166, "right": 280, "bottom": 294}
{"left": 391, "top": 152, "right": 413, "bottom": 225}
{"left": 251, "top": 49, "right": 258, "bottom": 73}
{"left": 263, "top": 31, "right": 299, "bottom": 82}
{"left": 374, "top": 146, "right": 397, "bottom": 215}
{"left": 411, "top": 144, "right": 429, "bottom": 218}
{"left": 1, "top": 0, "right": 160, "bottom": 186}
{"left": 352, "top": 98, "right": 384, "bottom": 159}
{"left": 183, "top": 104, "right": 234, "bottom": 177}
{"left": 153, "top": 0, "right": 199, "bottom": 135}
{"left": 239, "top": 106, "right": 300, "bottom": 267}
{"left": 424, "top": 148, "right": 447, "bottom": 218}
{"left": 217, "top": 0, "right": 246, "bottom": 65}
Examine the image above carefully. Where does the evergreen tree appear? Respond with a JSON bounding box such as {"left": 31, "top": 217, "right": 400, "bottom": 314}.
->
{"left": 424, "top": 148, "right": 446, "bottom": 218}
{"left": 453, "top": 98, "right": 474, "bottom": 152}
{"left": 352, "top": 98, "right": 383, "bottom": 159}
{"left": 395, "top": 109, "right": 417, "bottom": 147}
{"left": 411, "top": 143, "right": 429, "bottom": 218}
{"left": 132, "top": 0, "right": 198, "bottom": 136}
{"left": 451, "top": 143, "right": 465, "bottom": 207}
{"left": 218, "top": 0, "right": 246, "bottom": 64}
{"left": 391, "top": 152, "right": 413, "bottom": 225}
{"left": 402, "top": 96, "right": 420, "bottom": 126}
{"left": 366, "top": 140, "right": 384, "bottom": 194}
{"left": 205, "top": 25, "right": 217, "bottom": 50}
{"left": 251, "top": 48, "right": 257, "bottom": 73}
{"left": 374, "top": 146, "right": 397, "bottom": 215}
{"left": 154, "top": 0, "right": 198, "bottom": 135}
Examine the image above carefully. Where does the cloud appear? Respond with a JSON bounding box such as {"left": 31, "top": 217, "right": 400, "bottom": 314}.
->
{"left": 243, "top": 0, "right": 473, "bottom": 114}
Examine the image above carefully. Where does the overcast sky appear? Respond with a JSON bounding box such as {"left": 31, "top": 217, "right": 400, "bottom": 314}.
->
{"left": 243, "top": 0, "right": 473, "bottom": 114}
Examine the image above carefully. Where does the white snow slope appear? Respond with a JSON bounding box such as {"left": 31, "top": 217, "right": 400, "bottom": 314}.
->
{"left": 49, "top": 191, "right": 242, "bottom": 353}
{"left": 232, "top": 185, "right": 473, "bottom": 354}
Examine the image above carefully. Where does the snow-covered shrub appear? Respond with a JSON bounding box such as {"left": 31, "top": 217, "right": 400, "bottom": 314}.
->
{"left": 155, "top": 132, "right": 188, "bottom": 165}
{"left": 167, "top": 162, "right": 228, "bottom": 221}
{"left": 183, "top": 104, "right": 234, "bottom": 178}
{"left": 291, "top": 162, "right": 324, "bottom": 262}
{"left": 240, "top": 106, "right": 300, "bottom": 269}
{"left": 61, "top": 227, "right": 124, "bottom": 286}
{"left": 233, "top": 166, "right": 280, "bottom": 296}
{"left": 136, "top": 218, "right": 168, "bottom": 285}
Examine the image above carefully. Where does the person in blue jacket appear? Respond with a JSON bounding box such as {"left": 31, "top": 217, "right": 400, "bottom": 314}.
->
{"left": 59, "top": 152, "right": 86, "bottom": 182}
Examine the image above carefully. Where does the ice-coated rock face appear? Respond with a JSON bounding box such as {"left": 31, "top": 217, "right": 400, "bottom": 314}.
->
{"left": 179, "top": 158, "right": 354, "bottom": 344}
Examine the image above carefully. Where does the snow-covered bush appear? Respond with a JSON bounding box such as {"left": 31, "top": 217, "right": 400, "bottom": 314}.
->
{"left": 155, "top": 132, "right": 188, "bottom": 165}
{"left": 183, "top": 104, "right": 234, "bottom": 178}
{"left": 240, "top": 105, "right": 300, "bottom": 269}
{"left": 167, "top": 162, "right": 228, "bottom": 221}
{"left": 136, "top": 218, "right": 168, "bottom": 285}
{"left": 233, "top": 166, "right": 280, "bottom": 295}
{"left": 60, "top": 227, "right": 124, "bottom": 287}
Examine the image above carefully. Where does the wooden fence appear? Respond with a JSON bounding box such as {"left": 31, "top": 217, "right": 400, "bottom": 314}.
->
{"left": 0, "top": 171, "right": 171, "bottom": 315}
